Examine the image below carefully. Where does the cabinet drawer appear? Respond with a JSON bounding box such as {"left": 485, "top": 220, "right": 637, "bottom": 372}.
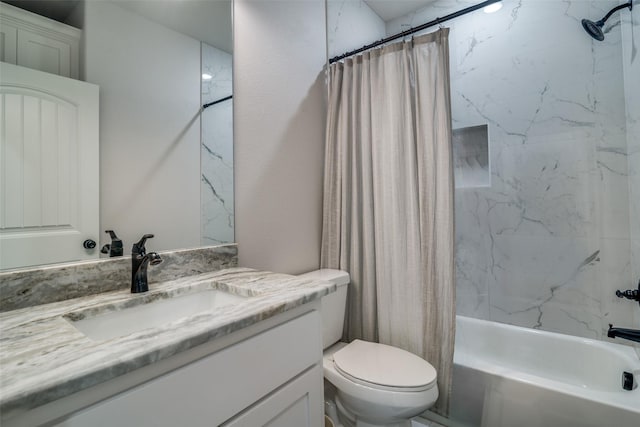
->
{"left": 55, "top": 310, "right": 322, "bottom": 427}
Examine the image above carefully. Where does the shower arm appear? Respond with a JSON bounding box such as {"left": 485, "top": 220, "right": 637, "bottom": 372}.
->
{"left": 599, "top": 1, "right": 633, "bottom": 25}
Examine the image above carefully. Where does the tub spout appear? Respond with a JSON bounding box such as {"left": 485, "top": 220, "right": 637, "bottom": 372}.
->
{"left": 608, "top": 324, "right": 640, "bottom": 344}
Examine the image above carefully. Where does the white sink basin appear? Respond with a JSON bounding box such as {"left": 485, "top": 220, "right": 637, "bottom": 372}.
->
{"left": 67, "top": 289, "right": 247, "bottom": 341}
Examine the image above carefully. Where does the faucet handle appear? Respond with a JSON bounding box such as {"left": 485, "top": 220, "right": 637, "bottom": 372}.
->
{"left": 615, "top": 279, "right": 640, "bottom": 305}
{"left": 133, "top": 234, "right": 155, "bottom": 252}
{"left": 148, "top": 252, "right": 163, "bottom": 266}
{"left": 101, "top": 230, "right": 123, "bottom": 257}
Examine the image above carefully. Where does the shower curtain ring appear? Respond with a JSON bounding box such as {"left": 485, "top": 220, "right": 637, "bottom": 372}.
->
{"left": 401, "top": 24, "right": 412, "bottom": 42}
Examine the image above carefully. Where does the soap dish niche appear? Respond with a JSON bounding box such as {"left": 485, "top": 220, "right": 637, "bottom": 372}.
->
{"left": 452, "top": 124, "right": 490, "bottom": 189}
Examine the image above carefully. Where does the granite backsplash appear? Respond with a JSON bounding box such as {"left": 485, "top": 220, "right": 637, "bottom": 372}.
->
{"left": 0, "top": 244, "right": 238, "bottom": 312}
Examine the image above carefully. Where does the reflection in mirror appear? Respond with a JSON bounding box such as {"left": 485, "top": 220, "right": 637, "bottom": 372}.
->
{"left": 0, "top": 0, "right": 233, "bottom": 270}
{"left": 201, "top": 43, "right": 234, "bottom": 245}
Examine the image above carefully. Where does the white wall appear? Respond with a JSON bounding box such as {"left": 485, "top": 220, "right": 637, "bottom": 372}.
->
{"left": 234, "top": 0, "right": 327, "bottom": 274}
{"left": 83, "top": 1, "right": 201, "bottom": 253}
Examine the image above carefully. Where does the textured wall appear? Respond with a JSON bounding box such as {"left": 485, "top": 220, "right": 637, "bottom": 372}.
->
{"left": 233, "top": 0, "right": 327, "bottom": 274}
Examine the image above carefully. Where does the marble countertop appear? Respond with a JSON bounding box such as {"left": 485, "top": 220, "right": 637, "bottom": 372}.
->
{"left": 0, "top": 268, "right": 336, "bottom": 419}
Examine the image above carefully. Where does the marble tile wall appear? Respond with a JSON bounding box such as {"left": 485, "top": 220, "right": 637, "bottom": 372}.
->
{"left": 621, "top": 3, "right": 640, "bottom": 348}
{"left": 329, "top": 1, "right": 637, "bottom": 341}
{"left": 201, "top": 43, "right": 234, "bottom": 245}
{"left": 327, "top": 0, "right": 386, "bottom": 59}
{"left": 389, "top": 0, "right": 636, "bottom": 340}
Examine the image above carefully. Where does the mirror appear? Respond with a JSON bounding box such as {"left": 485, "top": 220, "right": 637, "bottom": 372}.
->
{"left": 0, "top": 0, "right": 233, "bottom": 270}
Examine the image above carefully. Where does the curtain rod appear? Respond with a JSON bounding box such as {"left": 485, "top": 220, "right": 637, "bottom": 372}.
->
{"left": 203, "top": 95, "right": 233, "bottom": 110}
{"left": 329, "top": 0, "right": 501, "bottom": 64}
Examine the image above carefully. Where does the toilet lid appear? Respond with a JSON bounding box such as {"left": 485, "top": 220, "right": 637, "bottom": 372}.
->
{"left": 333, "top": 340, "right": 437, "bottom": 391}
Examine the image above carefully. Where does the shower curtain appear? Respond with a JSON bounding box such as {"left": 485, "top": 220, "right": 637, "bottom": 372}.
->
{"left": 321, "top": 28, "right": 455, "bottom": 416}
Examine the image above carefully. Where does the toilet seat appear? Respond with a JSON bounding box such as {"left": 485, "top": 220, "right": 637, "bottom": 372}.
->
{"left": 332, "top": 339, "right": 437, "bottom": 392}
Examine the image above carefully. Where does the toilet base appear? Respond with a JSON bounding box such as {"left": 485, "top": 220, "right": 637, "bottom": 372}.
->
{"left": 334, "top": 394, "right": 412, "bottom": 427}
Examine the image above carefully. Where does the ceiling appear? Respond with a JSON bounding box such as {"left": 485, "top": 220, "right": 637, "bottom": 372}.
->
{"left": 2, "top": 0, "right": 232, "bottom": 53}
{"left": 3, "top": 0, "right": 81, "bottom": 22}
{"left": 117, "top": 0, "right": 232, "bottom": 53}
{"left": 364, "top": 0, "right": 437, "bottom": 22}
{"left": 5, "top": 0, "right": 440, "bottom": 51}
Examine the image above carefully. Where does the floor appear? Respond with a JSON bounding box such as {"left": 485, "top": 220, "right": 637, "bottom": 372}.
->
{"left": 411, "top": 419, "right": 447, "bottom": 427}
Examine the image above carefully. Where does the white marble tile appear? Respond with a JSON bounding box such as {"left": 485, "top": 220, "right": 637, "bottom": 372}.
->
{"left": 201, "top": 43, "right": 232, "bottom": 104}
{"left": 446, "top": 0, "right": 633, "bottom": 339}
{"left": 327, "top": 0, "right": 386, "bottom": 59}
{"left": 449, "top": 4, "right": 626, "bottom": 147}
{"left": 456, "top": 292, "right": 490, "bottom": 320}
{"left": 621, "top": 3, "right": 640, "bottom": 289}
{"left": 201, "top": 43, "right": 234, "bottom": 245}
{"left": 455, "top": 189, "right": 493, "bottom": 299}
{"left": 489, "top": 137, "right": 598, "bottom": 238}
{"left": 487, "top": 234, "right": 602, "bottom": 337}
{"left": 598, "top": 237, "right": 636, "bottom": 340}
{"left": 596, "top": 136, "right": 631, "bottom": 239}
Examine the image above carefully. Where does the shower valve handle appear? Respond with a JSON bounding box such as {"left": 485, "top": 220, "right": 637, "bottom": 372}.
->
{"left": 615, "top": 280, "right": 640, "bottom": 304}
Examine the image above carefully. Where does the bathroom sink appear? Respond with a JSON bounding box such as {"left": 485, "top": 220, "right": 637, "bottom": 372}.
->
{"left": 66, "top": 289, "right": 247, "bottom": 341}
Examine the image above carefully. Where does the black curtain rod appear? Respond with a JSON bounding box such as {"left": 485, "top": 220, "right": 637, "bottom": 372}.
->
{"left": 203, "top": 95, "right": 233, "bottom": 110}
{"left": 329, "top": 0, "right": 501, "bottom": 64}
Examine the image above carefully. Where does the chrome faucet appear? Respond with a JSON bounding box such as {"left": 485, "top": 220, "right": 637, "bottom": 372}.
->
{"left": 131, "top": 234, "right": 162, "bottom": 293}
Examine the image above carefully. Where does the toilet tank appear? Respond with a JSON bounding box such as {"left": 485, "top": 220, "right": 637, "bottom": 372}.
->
{"left": 298, "top": 269, "right": 350, "bottom": 349}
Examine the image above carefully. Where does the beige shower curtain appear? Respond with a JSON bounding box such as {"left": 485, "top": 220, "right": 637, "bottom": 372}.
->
{"left": 321, "top": 28, "right": 455, "bottom": 416}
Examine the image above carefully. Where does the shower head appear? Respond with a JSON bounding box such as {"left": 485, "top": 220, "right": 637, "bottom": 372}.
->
{"left": 581, "top": 18, "right": 605, "bottom": 41}
{"left": 582, "top": 1, "right": 633, "bottom": 41}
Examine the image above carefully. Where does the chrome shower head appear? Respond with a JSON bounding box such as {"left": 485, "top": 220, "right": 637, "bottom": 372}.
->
{"left": 582, "top": 1, "right": 633, "bottom": 41}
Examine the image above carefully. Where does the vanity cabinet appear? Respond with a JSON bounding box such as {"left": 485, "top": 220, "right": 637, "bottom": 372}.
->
{"left": 41, "top": 307, "right": 324, "bottom": 427}
{"left": 223, "top": 366, "right": 322, "bottom": 426}
{"left": 0, "top": 3, "right": 80, "bottom": 79}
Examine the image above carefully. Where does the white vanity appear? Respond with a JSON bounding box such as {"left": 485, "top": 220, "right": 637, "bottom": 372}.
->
{"left": 0, "top": 255, "right": 334, "bottom": 427}
{"left": 51, "top": 304, "right": 322, "bottom": 427}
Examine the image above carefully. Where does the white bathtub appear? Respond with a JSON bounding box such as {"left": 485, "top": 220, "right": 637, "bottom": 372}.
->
{"left": 429, "top": 316, "right": 640, "bottom": 427}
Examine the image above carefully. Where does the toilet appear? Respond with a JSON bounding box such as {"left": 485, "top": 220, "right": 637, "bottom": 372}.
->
{"left": 298, "top": 269, "right": 438, "bottom": 427}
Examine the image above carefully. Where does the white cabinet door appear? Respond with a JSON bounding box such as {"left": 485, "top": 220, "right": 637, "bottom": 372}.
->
{"left": 16, "top": 29, "right": 74, "bottom": 78}
{"left": 223, "top": 365, "right": 324, "bottom": 427}
{"left": 1, "top": 2, "right": 80, "bottom": 79}
{"left": 0, "top": 62, "right": 99, "bottom": 269}
{"left": 0, "top": 21, "right": 18, "bottom": 63}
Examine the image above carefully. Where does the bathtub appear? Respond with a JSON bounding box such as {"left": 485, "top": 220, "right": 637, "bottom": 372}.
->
{"left": 425, "top": 316, "right": 640, "bottom": 427}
